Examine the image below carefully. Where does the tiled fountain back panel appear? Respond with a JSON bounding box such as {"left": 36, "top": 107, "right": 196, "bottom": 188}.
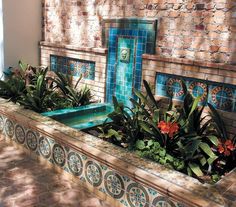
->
{"left": 106, "top": 19, "right": 158, "bottom": 104}
{"left": 50, "top": 55, "right": 95, "bottom": 80}
{"left": 156, "top": 73, "right": 236, "bottom": 112}
{"left": 0, "top": 115, "right": 185, "bottom": 207}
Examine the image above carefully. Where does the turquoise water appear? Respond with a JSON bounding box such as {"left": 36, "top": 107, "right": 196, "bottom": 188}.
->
{"left": 42, "top": 103, "right": 114, "bottom": 130}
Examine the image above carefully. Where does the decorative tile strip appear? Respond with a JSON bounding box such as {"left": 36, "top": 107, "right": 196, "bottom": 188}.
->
{"left": 50, "top": 55, "right": 95, "bottom": 80}
{"left": 156, "top": 72, "right": 236, "bottom": 112}
{"left": 0, "top": 113, "right": 186, "bottom": 207}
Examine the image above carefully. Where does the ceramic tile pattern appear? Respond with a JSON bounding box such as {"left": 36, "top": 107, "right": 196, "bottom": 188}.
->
{"left": 106, "top": 19, "right": 157, "bottom": 104}
{"left": 0, "top": 115, "right": 185, "bottom": 207}
{"left": 50, "top": 55, "right": 95, "bottom": 80}
{"left": 156, "top": 73, "right": 236, "bottom": 112}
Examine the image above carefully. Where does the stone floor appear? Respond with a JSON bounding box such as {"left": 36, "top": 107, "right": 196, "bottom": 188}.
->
{"left": 0, "top": 139, "right": 112, "bottom": 207}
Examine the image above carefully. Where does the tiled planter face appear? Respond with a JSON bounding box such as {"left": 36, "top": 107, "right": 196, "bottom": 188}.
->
{"left": 0, "top": 115, "right": 184, "bottom": 207}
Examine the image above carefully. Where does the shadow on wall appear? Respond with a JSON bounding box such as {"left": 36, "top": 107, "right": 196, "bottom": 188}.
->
{"left": 159, "top": 0, "right": 236, "bottom": 64}
{"left": 43, "top": 0, "right": 236, "bottom": 64}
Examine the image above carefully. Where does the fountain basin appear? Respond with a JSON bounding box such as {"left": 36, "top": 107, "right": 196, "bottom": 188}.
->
{"left": 42, "top": 103, "right": 113, "bottom": 130}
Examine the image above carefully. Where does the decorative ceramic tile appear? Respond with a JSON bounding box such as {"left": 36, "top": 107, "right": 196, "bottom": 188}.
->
{"left": 85, "top": 160, "right": 102, "bottom": 187}
{"left": 15, "top": 124, "right": 25, "bottom": 144}
{"left": 104, "top": 171, "right": 125, "bottom": 199}
{"left": 26, "top": 130, "right": 38, "bottom": 151}
{"left": 0, "top": 115, "right": 4, "bottom": 132}
{"left": 39, "top": 137, "right": 51, "bottom": 159}
{"left": 67, "top": 151, "right": 83, "bottom": 176}
{"left": 152, "top": 196, "right": 176, "bottom": 207}
{"left": 209, "top": 85, "right": 234, "bottom": 111}
{"left": 166, "top": 77, "right": 185, "bottom": 100}
{"left": 156, "top": 73, "right": 236, "bottom": 112}
{"left": 106, "top": 19, "right": 158, "bottom": 105}
{"left": 120, "top": 48, "right": 130, "bottom": 63}
{"left": 50, "top": 55, "right": 95, "bottom": 80}
{"left": 5, "top": 119, "right": 14, "bottom": 138}
{"left": 52, "top": 143, "right": 66, "bottom": 167}
{"left": 188, "top": 80, "right": 208, "bottom": 104}
{"left": 126, "top": 183, "right": 150, "bottom": 207}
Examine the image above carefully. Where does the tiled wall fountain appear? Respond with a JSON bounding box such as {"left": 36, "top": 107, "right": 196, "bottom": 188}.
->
{"left": 105, "top": 18, "right": 157, "bottom": 106}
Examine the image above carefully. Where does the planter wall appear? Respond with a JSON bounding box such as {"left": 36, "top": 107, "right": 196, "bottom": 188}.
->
{"left": 0, "top": 99, "right": 235, "bottom": 207}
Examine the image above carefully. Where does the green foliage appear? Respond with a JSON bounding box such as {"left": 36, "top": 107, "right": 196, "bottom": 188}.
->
{"left": 18, "top": 68, "right": 51, "bottom": 112}
{"left": 135, "top": 140, "right": 185, "bottom": 171}
{"left": 98, "top": 80, "right": 236, "bottom": 182}
{"left": 49, "top": 72, "right": 93, "bottom": 107}
{"left": 0, "top": 77, "right": 26, "bottom": 103}
{"left": 0, "top": 61, "right": 93, "bottom": 113}
{"left": 98, "top": 96, "right": 143, "bottom": 149}
{"left": 207, "top": 103, "right": 236, "bottom": 173}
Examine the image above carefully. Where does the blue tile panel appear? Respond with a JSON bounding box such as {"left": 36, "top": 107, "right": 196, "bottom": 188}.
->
{"left": 50, "top": 55, "right": 95, "bottom": 80}
{"left": 1, "top": 114, "right": 186, "bottom": 207}
{"left": 106, "top": 22, "right": 157, "bottom": 104}
{"left": 114, "top": 38, "right": 136, "bottom": 107}
{"left": 156, "top": 73, "right": 236, "bottom": 112}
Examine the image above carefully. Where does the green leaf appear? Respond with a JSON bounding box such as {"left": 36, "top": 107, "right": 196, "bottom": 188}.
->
{"left": 143, "top": 80, "right": 159, "bottom": 109}
{"left": 207, "top": 135, "right": 219, "bottom": 146}
{"left": 135, "top": 140, "right": 146, "bottom": 150}
{"left": 207, "top": 156, "right": 218, "bottom": 165}
{"left": 200, "top": 157, "right": 207, "bottom": 166}
{"left": 188, "top": 162, "right": 203, "bottom": 177}
{"left": 188, "top": 96, "right": 201, "bottom": 118}
{"left": 199, "top": 142, "right": 216, "bottom": 158}
{"left": 139, "top": 121, "right": 155, "bottom": 135}
{"left": 107, "top": 129, "right": 122, "bottom": 141}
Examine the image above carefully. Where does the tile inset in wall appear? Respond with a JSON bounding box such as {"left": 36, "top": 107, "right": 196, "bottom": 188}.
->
{"left": 50, "top": 55, "right": 95, "bottom": 80}
{"left": 156, "top": 73, "right": 236, "bottom": 112}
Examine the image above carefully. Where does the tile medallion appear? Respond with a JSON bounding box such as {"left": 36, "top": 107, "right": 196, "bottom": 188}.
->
{"left": 166, "top": 77, "right": 184, "bottom": 100}
{"left": 210, "top": 86, "right": 233, "bottom": 111}
{"left": 39, "top": 137, "right": 51, "bottom": 159}
{"left": 0, "top": 115, "right": 4, "bottom": 132}
{"left": 85, "top": 160, "right": 102, "bottom": 187}
{"left": 104, "top": 171, "right": 125, "bottom": 199}
{"left": 52, "top": 144, "right": 66, "bottom": 167}
{"left": 15, "top": 124, "right": 25, "bottom": 144}
{"left": 156, "top": 73, "right": 236, "bottom": 111}
{"left": 126, "top": 183, "right": 149, "bottom": 207}
{"left": 188, "top": 81, "right": 208, "bottom": 104}
{"left": 152, "top": 196, "right": 176, "bottom": 207}
{"left": 67, "top": 151, "right": 83, "bottom": 176}
{"left": 26, "top": 130, "right": 38, "bottom": 151}
{"left": 5, "top": 119, "right": 14, "bottom": 138}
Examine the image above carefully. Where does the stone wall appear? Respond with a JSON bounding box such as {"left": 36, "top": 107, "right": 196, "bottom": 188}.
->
{"left": 42, "top": 0, "right": 236, "bottom": 64}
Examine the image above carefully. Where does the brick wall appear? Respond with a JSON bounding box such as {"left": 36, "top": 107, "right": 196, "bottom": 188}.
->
{"left": 42, "top": 0, "right": 236, "bottom": 64}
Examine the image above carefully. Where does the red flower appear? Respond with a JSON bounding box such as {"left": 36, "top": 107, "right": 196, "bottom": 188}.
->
{"left": 158, "top": 121, "right": 179, "bottom": 138}
{"left": 217, "top": 139, "right": 235, "bottom": 156}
